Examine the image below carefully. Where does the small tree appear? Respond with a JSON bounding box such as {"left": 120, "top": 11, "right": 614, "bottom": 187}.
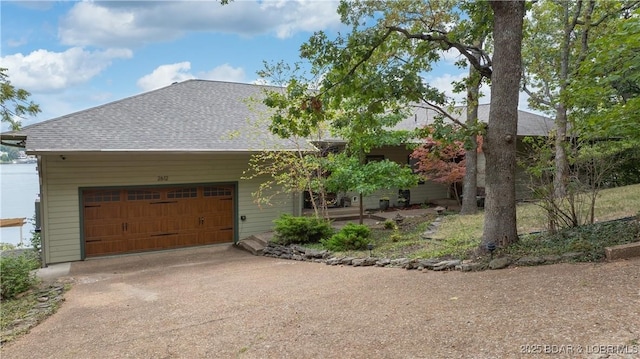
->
{"left": 244, "top": 62, "right": 334, "bottom": 218}
{"left": 411, "top": 127, "right": 483, "bottom": 205}
{"left": 325, "top": 152, "right": 418, "bottom": 221}
{"left": 411, "top": 137, "right": 467, "bottom": 203}
{"left": 1, "top": 68, "right": 40, "bottom": 131}
{"left": 520, "top": 135, "right": 632, "bottom": 233}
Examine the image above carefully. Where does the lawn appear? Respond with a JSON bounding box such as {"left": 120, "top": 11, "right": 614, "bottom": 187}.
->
{"left": 333, "top": 183, "right": 640, "bottom": 261}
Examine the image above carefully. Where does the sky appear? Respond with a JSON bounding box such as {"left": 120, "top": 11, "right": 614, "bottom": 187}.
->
{"left": 1, "top": 0, "right": 497, "bottom": 131}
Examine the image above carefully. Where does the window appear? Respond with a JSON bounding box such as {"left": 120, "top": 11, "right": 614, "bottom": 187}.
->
{"left": 167, "top": 188, "right": 197, "bottom": 199}
{"left": 127, "top": 190, "right": 161, "bottom": 201}
{"left": 84, "top": 190, "right": 120, "bottom": 202}
{"left": 204, "top": 186, "right": 232, "bottom": 197}
{"left": 365, "top": 155, "right": 385, "bottom": 163}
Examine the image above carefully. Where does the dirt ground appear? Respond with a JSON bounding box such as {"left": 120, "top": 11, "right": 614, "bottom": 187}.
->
{"left": 1, "top": 244, "right": 639, "bottom": 359}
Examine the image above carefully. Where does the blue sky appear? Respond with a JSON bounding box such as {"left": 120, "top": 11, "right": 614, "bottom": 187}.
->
{"left": 1, "top": 0, "right": 489, "bottom": 130}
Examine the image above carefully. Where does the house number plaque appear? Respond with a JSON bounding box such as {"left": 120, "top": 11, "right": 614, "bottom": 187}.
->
{"left": 157, "top": 176, "right": 169, "bottom": 182}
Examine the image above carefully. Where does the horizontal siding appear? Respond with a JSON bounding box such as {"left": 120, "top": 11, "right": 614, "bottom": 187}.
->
{"left": 477, "top": 153, "right": 486, "bottom": 188}
{"left": 41, "top": 153, "right": 291, "bottom": 264}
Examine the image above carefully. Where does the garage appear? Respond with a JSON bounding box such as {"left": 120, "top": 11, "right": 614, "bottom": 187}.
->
{"left": 82, "top": 184, "right": 234, "bottom": 257}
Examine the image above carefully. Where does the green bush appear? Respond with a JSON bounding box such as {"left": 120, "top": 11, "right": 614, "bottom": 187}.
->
{"left": 322, "top": 223, "right": 371, "bottom": 252}
{"left": 272, "top": 214, "right": 334, "bottom": 245}
{"left": 1, "top": 253, "right": 40, "bottom": 299}
{"left": 0, "top": 242, "right": 16, "bottom": 251}
{"left": 383, "top": 219, "right": 397, "bottom": 230}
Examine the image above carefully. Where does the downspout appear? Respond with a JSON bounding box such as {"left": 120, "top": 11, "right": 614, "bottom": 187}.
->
{"left": 35, "top": 155, "right": 47, "bottom": 267}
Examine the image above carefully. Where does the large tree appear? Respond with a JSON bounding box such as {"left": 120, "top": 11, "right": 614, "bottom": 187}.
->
{"left": 568, "top": 6, "right": 640, "bottom": 141}
{"left": 306, "top": 0, "right": 524, "bottom": 247}
{"left": 482, "top": 1, "right": 525, "bottom": 247}
{"left": 1, "top": 68, "right": 40, "bottom": 131}
{"left": 522, "top": 1, "right": 638, "bottom": 197}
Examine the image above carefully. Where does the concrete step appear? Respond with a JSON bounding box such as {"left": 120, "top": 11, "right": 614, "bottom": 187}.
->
{"left": 237, "top": 238, "right": 264, "bottom": 256}
{"left": 237, "top": 232, "right": 274, "bottom": 256}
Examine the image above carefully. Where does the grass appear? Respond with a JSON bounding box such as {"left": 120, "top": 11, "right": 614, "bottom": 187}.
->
{"left": 324, "top": 184, "right": 640, "bottom": 261}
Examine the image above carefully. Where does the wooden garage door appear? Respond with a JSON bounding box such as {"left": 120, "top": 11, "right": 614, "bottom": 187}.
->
{"left": 83, "top": 185, "right": 234, "bottom": 257}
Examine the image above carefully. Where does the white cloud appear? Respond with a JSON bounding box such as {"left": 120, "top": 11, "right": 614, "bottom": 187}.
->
{"left": 424, "top": 72, "right": 488, "bottom": 104}
{"left": 59, "top": 0, "right": 342, "bottom": 48}
{"left": 136, "top": 62, "right": 196, "bottom": 92}
{"left": 0, "top": 47, "right": 133, "bottom": 92}
{"left": 439, "top": 48, "right": 465, "bottom": 65}
{"left": 136, "top": 62, "right": 246, "bottom": 91}
{"left": 199, "top": 64, "right": 246, "bottom": 83}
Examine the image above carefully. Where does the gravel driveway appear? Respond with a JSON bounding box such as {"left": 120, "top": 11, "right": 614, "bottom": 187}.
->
{"left": 2, "top": 245, "right": 639, "bottom": 359}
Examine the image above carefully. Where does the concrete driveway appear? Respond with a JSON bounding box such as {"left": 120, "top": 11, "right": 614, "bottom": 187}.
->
{"left": 2, "top": 244, "right": 639, "bottom": 359}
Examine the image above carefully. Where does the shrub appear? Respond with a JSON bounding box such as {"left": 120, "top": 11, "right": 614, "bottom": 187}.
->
{"left": 383, "top": 219, "right": 397, "bottom": 230}
{"left": 322, "top": 223, "right": 371, "bottom": 252}
{"left": 272, "top": 214, "right": 334, "bottom": 245}
{"left": 0, "top": 242, "right": 16, "bottom": 251}
{"left": 1, "top": 252, "right": 40, "bottom": 299}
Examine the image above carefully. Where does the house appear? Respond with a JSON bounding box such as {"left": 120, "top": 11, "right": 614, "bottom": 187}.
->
{"left": 1, "top": 80, "right": 553, "bottom": 265}
{"left": 393, "top": 103, "right": 555, "bottom": 201}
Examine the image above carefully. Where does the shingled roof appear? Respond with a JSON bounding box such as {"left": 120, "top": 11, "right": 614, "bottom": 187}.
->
{"left": 2, "top": 80, "right": 553, "bottom": 154}
{"left": 396, "top": 103, "right": 554, "bottom": 136}
{"left": 3, "top": 80, "right": 304, "bottom": 153}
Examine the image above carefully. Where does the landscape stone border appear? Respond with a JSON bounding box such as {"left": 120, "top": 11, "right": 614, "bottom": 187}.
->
{"left": 261, "top": 242, "right": 587, "bottom": 272}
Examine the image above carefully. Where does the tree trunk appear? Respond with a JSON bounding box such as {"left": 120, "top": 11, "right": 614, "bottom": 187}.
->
{"left": 554, "top": 2, "right": 571, "bottom": 198}
{"left": 359, "top": 193, "right": 364, "bottom": 225}
{"left": 460, "top": 142, "right": 478, "bottom": 214}
{"left": 554, "top": 103, "right": 568, "bottom": 197}
{"left": 482, "top": 1, "right": 525, "bottom": 249}
{"left": 460, "top": 62, "right": 481, "bottom": 215}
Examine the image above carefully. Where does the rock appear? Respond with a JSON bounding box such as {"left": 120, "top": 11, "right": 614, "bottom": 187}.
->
{"left": 351, "top": 258, "right": 364, "bottom": 267}
{"left": 291, "top": 254, "right": 303, "bottom": 261}
{"left": 489, "top": 257, "right": 512, "bottom": 270}
{"left": 404, "top": 261, "right": 419, "bottom": 270}
{"left": 376, "top": 258, "right": 391, "bottom": 267}
{"left": 340, "top": 257, "right": 355, "bottom": 265}
{"left": 515, "top": 256, "right": 545, "bottom": 266}
{"left": 457, "top": 262, "right": 487, "bottom": 272}
{"left": 361, "top": 258, "right": 378, "bottom": 266}
{"left": 542, "top": 255, "right": 562, "bottom": 264}
{"left": 390, "top": 258, "right": 411, "bottom": 267}
{"left": 418, "top": 258, "right": 441, "bottom": 270}
{"left": 304, "top": 249, "right": 328, "bottom": 259}
{"left": 432, "top": 259, "right": 461, "bottom": 271}
{"left": 325, "top": 257, "right": 341, "bottom": 266}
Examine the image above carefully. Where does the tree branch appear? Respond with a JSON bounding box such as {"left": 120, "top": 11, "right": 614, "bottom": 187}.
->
{"left": 320, "top": 28, "right": 394, "bottom": 96}
{"left": 521, "top": 76, "right": 553, "bottom": 107}
{"left": 386, "top": 25, "right": 493, "bottom": 78}
{"left": 413, "top": 100, "right": 467, "bottom": 129}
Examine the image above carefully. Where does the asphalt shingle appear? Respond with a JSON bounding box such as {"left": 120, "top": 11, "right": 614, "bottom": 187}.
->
{"left": 4, "top": 80, "right": 554, "bottom": 153}
{"left": 12, "top": 80, "right": 298, "bottom": 152}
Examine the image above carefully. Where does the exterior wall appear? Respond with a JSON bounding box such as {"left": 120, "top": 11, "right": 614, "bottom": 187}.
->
{"left": 38, "top": 153, "right": 292, "bottom": 264}
{"left": 477, "top": 152, "right": 486, "bottom": 188}
{"left": 356, "top": 145, "right": 450, "bottom": 210}
{"left": 467, "top": 140, "right": 533, "bottom": 200}
{"left": 515, "top": 139, "right": 534, "bottom": 200}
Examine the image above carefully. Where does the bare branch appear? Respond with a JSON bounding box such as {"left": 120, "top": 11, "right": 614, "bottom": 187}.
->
{"left": 412, "top": 100, "right": 467, "bottom": 129}
{"left": 522, "top": 83, "right": 553, "bottom": 107}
